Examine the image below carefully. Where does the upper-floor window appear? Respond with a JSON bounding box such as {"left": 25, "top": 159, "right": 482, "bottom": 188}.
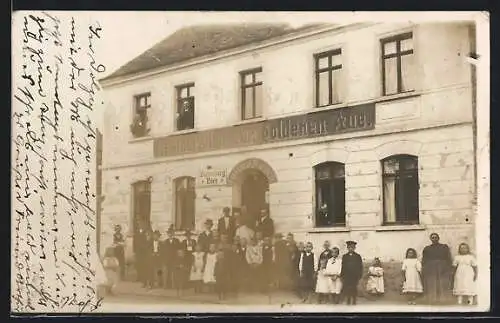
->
{"left": 130, "top": 93, "right": 151, "bottom": 138}
{"left": 240, "top": 67, "right": 263, "bottom": 120}
{"left": 176, "top": 83, "right": 195, "bottom": 131}
{"left": 314, "top": 49, "right": 343, "bottom": 107}
{"left": 382, "top": 155, "right": 419, "bottom": 225}
{"left": 381, "top": 32, "right": 415, "bottom": 96}
{"left": 314, "top": 162, "right": 346, "bottom": 227}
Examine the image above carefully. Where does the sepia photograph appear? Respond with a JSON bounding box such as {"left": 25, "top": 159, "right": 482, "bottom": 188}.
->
{"left": 11, "top": 11, "right": 490, "bottom": 314}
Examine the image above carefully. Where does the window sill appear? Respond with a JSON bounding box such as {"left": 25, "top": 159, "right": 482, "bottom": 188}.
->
{"left": 128, "top": 136, "right": 154, "bottom": 143}
{"left": 233, "top": 117, "right": 266, "bottom": 126}
{"left": 173, "top": 128, "right": 198, "bottom": 135}
{"left": 375, "top": 224, "right": 425, "bottom": 232}
{"left": 376, "top": 91, "right": 421, "bottom": 104}
{"left": 308, "top": 226, "right": 350, "bottom": 233}
{"left": 310, "top": 102, "right": 347, "bottom": 112}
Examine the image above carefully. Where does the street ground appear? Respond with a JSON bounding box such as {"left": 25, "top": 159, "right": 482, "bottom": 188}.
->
{"left": 96, "top": 282, "right": 480, "bottom": 313}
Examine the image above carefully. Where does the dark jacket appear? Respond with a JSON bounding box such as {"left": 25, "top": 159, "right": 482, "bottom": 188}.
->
{"left": 340, "top": 252, "right": 363, "bottom": 283}
{"left": 197, "top": 231, "right": 213, "bottom": 252}
{"left": 256, "top": 216, "right": 275, "bottom": 238}
{"left": 162, "top": 237, "right": 181, "bottom": 266}
{"left": 217, "top": 216, "right": 237, "bottom": 240}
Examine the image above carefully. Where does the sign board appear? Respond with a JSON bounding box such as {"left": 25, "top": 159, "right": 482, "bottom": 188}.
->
{"left": 154, "top": 103, "right": 375, "bottom": 158}
{"left": 199, "top": 168, "right": 228, "bottom": 186}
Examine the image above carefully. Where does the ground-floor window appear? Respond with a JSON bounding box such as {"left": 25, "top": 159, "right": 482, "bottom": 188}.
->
{"left": 174, "top": 176, "right": 196, "bottom": 230}
{"left": 314, "top": 162, "right": 346, "bottom": 227}
{"left": 132, "top": 180, "right": 151, "bottom": 253}
{"left": 382, "top": 154, "right": 419, "bottom": 225}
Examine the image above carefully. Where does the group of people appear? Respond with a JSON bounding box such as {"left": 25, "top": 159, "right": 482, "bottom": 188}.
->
{"left": 102, "top": 207, "right": 477, "bottom": 305}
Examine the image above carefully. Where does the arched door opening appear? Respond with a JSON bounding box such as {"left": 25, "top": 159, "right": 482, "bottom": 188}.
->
{"left": 240, "top": 169, "right": 269, "bottom": 229}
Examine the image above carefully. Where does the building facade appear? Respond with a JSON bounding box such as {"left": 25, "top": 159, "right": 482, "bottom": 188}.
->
{"left": 99, "top": 22, "right": 477, "bottom": 265}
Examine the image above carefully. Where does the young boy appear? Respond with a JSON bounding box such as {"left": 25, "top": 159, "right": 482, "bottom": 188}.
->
{"left": 298, "top": 242, "right": 317, "bottom": 303}
{"left": 340, "top": 240, "right": 363, "bottom": 305}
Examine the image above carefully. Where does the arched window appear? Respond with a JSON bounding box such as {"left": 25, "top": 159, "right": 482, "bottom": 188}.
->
{"left": 382, "top": 155, "right": 419, "bottom": 225}
{"left": 314, "top": 162, "right": 345, "bottom": 227}
{"left": 174, "top": 176, "right": 196, "bottom": 230}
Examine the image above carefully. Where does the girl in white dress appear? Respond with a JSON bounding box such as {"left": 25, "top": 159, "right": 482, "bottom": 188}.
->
{"left": 190, "top": 243, "right": 205, "bottom": 293}
{"left": 401, "top": 248, "right": 423, "bottom": 305}
{"left": 366, "top": 257, "right": 385, "bottom": 297}
{"left": 315, "top": 258, "right": 330, "bottom": 304}
{"left": 102, "top": 247, "right": 120, "bottom": 295}
{"left": 453, "top": 243, "right": 477, "bottom": 305}
{"left": 324, "top": 247, "right": 342, "bottom": 304}
{"left": 203, "top": 243, "right": 218, "bottom": 292}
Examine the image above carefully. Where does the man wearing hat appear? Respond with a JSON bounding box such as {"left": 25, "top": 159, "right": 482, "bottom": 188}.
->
{"left": 161, "top": 226, "right": 180, "bottom": 289}
{"left": 217, "top": 206, "right": 236, "bottom": 243}
{"left": 340, "top": 240, "right": 364, "bottom": 305}
{"left": 112, "top": 224, "right": 126, "bottom": 280}
{"left": 256, "top": 208, "right": 275, "bottom": 239}
{"left": 197, "top": 219, "right": 214, "bottom": 253}
{"left": 181, "top": 229, "right": 197, "bottom": 277}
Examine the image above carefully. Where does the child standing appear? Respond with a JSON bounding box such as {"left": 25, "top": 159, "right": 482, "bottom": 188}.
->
{"left": 190, "top": 244, "right": 205, "bottom": 293}
{"left": 366, "top": 258, "right": 385, "bottom": 297}
{"left": 102, "top": 247, "right": 120, "bottom": 295}
{"left": 324, "top": 246, "right": 343, "bottom": 304}
{"left": 298, "top": 242, "right": 317, "bottom": 303}
{"left": 315, "top": 257, "right": 330, "bottom": 304}
{"left": 452, "top": 243, "right": 477, "bottom": 305}
{"left": 402, "top": 248, "right": 423, "bottom": 305}
{"left": 173, "top": 249, "right": 190, "bottom": 296}
{"left": 203, "top": 243, "right": 218, "bottom": 292}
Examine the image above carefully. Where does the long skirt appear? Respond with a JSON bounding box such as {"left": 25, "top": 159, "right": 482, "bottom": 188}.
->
{"left": 423, "top": 260, "right": 452, "bottom": 304}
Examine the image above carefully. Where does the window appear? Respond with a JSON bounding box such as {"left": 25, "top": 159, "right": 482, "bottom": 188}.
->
{"left": 382, "top": 155, "right": 419, "bottom": 225}
{"left": 176, "top": 83, "right": 195, "bottom": 131}
{"left": 314, "top": 162, "right": 346, "bottom": 227}
{"left": 130, "top": 93, "right": 151, "bottom": 138}
{"left": 174, "top": 176, "right": 196, "bottom": 230}
{"left": 381, "top": 32, "right": 415, "bottom": 96}
{"left": 132, "top": 180, "right": 151, "bottom": 253}
{"left": 240, "top": 67, "right": 263, "bottom": 120}
{"left": 314, "top": 49, "right": 343, "bottom": 107}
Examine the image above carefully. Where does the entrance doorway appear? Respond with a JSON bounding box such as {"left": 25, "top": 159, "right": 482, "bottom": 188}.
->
{"left": 241, "top": 169, "right": 269, "bottom": 229}
{"left": 132, "top": 180, "right": 151, "bottom": 254}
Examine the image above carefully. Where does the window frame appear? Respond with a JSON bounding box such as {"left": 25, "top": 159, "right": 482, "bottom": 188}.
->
{"left": 173, "top": 176, "right": 196, "bottom": 231}
{"left": 239, "top": 67, "right": 263, "bottom": 120}
{"left": 381, "top": 154, "right": 420, "bottom": 225}
{"left": 314, "top": 162, "right": 346, "bottom": 228}
{"left": 380, "top": 32, "right": 414, "bottom": 96}
{"left": 132, "top": 92, "right": 151, "bottom": 138}
{"left": 314, "top": 48, "right": 343, "bottom": 108}
{"left": 175, "top": 82, "right": 195, "bottom": 131}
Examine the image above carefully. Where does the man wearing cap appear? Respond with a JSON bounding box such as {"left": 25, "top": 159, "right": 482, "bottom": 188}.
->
{"left": 217, "top": 206, "right": 236, "bottom": 242}
{"left": 113, "top": 224, "right": 126, "bottom": 280}
{"left": 161, "top": 226, "right": 180, "bottom": 289}
{"left": 340, "top": 240, "right": 363, "bottom": 305}
{"left": 256, "top": 209, "right": 275, "bottom": 239}
{"left": 197, "top": 219, "right": 214, "bottom": 253}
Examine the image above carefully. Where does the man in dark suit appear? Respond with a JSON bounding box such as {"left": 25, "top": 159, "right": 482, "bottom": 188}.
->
{"left": 217, "top": 206, "right": 236, "bottom": 242}
{"left": 162, "top": 227, "right": 180, "bottom": 289}
{"left": 181, "top": 229, "right": 197, "bottom": 276}
{"left": 197, "top": 219, "right": 214, "bottom": 252}
{"left": 256, "top": 209, "right": 274, "bottom": 239}
{"left": 150, "top": 230, "right": 163, "bottom": 288}
{"left": 340, "top": 240, "right": 363, "bottom": 305}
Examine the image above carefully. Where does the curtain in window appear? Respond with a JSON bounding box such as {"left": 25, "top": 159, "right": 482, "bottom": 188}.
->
{"left": 383, "top": 177, "right": 397, "bottom": 223}
{"left": 401, "top": 54, "right": 415, "bottom": 92}
{"left": 331, "top": 69, "right": 342, "bottom": 104}
{"left": 384, "top": 57, "right": 398, "bottom": 95}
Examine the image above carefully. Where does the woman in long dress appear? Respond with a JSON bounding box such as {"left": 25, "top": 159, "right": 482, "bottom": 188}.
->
{"left": 203, "top": 243, "right": 218, "bottom": 292}
{"left": 402, "top": 248, "right": 423, "bottom": 305}
{"left": 324, "top": 247, "right": 342, "bottom": 304}
{"left": 452, "top": 243, "right": 477, "bottom": 305}
{"left": 422, "top": 233, "right": 453, "bottom": 304}
{"left": 190, "top": 244, "right": 205, "bottom": 293}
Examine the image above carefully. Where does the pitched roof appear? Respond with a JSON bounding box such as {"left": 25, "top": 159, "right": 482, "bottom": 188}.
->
{"left": 101, "top": 23, "right": 330, "bottom": 82}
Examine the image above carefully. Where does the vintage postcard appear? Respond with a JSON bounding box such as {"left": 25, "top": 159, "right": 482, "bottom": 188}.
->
{"left": 11, "top": 11, "right": 490, "bottom": 314}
